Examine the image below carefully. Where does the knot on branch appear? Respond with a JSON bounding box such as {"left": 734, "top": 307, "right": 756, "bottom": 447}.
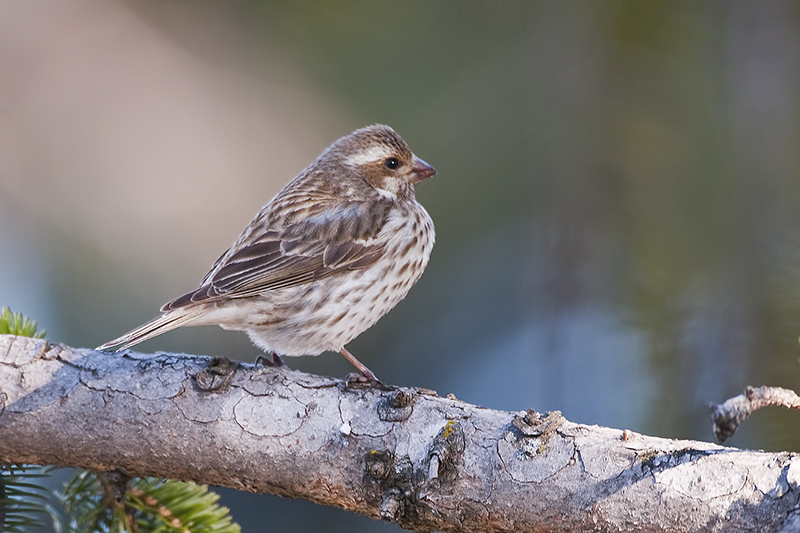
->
{"left": 377, "top": 388, "right": 416, "bottom": 422}
{"left": 365, "top": 450, "right": 417, "bottom": 521}
{"left": 194, "top": 357, "right": 239, "bottom": 392}
{"left": 364, "top": 420, "right": 466, "bottom": 525}
{"left": 427, "top": 420, "right": 465, "bottom": 484}
{"left": 511, "top": 409, "right": 564, "bottom": 438}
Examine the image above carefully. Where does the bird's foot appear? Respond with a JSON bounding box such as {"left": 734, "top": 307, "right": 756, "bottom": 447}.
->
{"left": 338, "top": 347, "right": 381, "bottom": 385}
{"left": 255, "top": 352, "right": 284, "bottom": 368}
{"left": 344, "top": 371, "right": 380, "bottom": 387}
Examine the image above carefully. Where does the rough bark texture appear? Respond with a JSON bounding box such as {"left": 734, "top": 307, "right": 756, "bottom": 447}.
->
{"left": 711, "top": 386, "right": 800, "bottom": 444}
{"left": 1, "top": 334, "right": 800, "bottom": 532}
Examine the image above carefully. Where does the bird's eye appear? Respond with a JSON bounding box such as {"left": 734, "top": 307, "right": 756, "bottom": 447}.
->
{"left": 385, "top": 157, "right": 401, "bottom": 170}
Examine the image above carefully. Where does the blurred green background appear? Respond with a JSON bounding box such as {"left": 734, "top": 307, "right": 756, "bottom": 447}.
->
{"left": 2, "top": 1, "right": 800, "bottom": 531}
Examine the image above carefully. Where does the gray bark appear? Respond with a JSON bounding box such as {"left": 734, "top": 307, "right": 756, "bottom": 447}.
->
{"left": 711, "top": 386, "right": 800, "bottom": 444}
{"left": 1, "top": 334, "right": 799, "bottom": 532}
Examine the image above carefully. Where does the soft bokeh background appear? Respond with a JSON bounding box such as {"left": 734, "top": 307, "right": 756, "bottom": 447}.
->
{"left": 3, "top": 1, "right": 800, "bottom": 531}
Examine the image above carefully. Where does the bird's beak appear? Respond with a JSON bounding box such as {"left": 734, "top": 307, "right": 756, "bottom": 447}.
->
{"left": 409, "top": 157, "right": 436, "bottom": 183}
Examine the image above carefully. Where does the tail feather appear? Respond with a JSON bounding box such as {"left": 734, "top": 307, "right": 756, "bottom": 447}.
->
{"left": 96, "top": 311, "right": 199, "bottom": 352}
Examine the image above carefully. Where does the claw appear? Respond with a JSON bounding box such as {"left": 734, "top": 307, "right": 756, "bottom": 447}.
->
{"left": 255, "top": 352, "right": 284, "bottom": 367}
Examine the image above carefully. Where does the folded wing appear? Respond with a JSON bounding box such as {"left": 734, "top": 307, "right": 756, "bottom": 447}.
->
{"left": 162, "top": 197, "right": 393, "bottom": 310}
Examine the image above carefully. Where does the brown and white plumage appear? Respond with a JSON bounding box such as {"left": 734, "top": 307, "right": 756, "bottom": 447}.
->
{"left": 97, "top": 124, "right": 436, "bottom": 380}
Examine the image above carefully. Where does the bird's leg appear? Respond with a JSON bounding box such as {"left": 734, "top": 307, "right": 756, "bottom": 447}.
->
{"left": 255, "top": 352, "right": 284, "bottom": 367}
{"left": 339, "top": 347, "right": 378, "bottom": 382}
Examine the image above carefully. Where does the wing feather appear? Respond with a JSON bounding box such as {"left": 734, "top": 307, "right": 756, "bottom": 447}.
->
{"left": 161, "top": 196, "right": 393, "bottom": 311}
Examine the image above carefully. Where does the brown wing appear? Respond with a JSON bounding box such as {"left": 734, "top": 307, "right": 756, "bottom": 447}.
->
{"left": 162, "top": 198, "right": 393, "bottom": 311}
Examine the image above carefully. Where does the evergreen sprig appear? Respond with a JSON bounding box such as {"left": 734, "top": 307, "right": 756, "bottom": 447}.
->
{"left": 128, "top": 478, "right": 241, "bottom": 533}
{"left": 56, "top": 471, "right": 241, "bottom": 533}
{"left": 0, "top": 464, "right": 52, "bottom": 532}
{"left": 55, "top": 469, "right": 116, "bottom": 533}
{"left": 0, "top": 307, "right": 46, "bottom": 338}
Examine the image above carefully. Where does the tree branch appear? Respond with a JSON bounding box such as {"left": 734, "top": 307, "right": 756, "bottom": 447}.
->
{"left": 710, "top": 386, "right": 800, "bottom": 444}
{"left": 1, "top": 334, "right": 799, "bottom": 532}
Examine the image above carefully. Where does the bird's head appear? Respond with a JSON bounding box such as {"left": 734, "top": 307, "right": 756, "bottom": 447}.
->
{"left": 328, "top": 124, "right": 435, "bottom": 199}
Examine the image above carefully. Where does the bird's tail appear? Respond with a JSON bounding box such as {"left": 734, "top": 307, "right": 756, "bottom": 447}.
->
{"left": 96, "top": 311, "right": 199, "bottom": 352}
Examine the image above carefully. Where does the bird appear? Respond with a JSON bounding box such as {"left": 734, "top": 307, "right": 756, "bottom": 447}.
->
{"left": 97, "top": 124, "right": 436, "bottom": 381}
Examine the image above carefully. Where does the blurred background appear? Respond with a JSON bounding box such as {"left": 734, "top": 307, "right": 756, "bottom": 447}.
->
{"left": 2, "top": 1, "right": 800, "bottom": 531}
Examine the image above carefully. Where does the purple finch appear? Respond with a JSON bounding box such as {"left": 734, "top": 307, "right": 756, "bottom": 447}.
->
{"left": 98, "top": 124, "right": 436, "bottom": 381}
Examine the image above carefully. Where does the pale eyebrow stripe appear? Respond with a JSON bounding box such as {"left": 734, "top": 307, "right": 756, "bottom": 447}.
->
{"left": 344, "top": 145, "right": 392, "bottom": 166}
